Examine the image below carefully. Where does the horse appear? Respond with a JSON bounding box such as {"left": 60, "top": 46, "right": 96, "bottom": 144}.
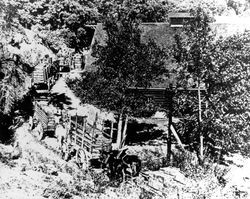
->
{"left": 100, "top": 148, "right": 141, "bottom": 182}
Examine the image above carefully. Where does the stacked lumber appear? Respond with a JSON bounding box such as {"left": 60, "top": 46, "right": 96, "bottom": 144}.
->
{"left": 33, "top": 62, "right": 52, "bottom": 84}
{"left": 33, "top": 66, "right": 45, "bottom": 84}
{"left": 74, "top": 53, "right": 82, "bottom": 69}
{"left": 34, "top": 102, "right": 48, "bottom": 130}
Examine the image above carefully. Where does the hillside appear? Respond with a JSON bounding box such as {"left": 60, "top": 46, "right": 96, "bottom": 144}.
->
{"left": 1, "top": 123, "right": 250, "bottom": 199}
{"left": 1, "top": 1, "right": 250, "bottom": 199}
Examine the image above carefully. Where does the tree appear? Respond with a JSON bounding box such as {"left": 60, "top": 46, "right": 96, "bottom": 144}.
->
{"left": 97, "top": 0, "right": 169, "bottom": 22}
{"left": 68, "top": 14, "right": 168, "bottom": 147}
{"left": 206, "top": 33, "right": 250, "bottom": 156}
{"left": 0, "top": 0, "right": 25, "bottom": 29}
{"left": 0, "top": 59, "right": 26, "bottom": 114}
{"left": 172, "top": 7, "right": 250, "bottom": 162}
{"left": 227, "top": 0, "right": 248, "bottom": 15}
{"left": 0, "top": 1, "right": 29, "bottom": 115}
{"left": 81, "top": 17, "right": 167, "bottom": 113}
{"left": 169, "top": 0, "right": 228, "bottom": 15}
{"left": 0, "top": 1, "right": 31, "bottom": 143}
{"left": 17, "top": 0, "right": 99, "bottom": 52}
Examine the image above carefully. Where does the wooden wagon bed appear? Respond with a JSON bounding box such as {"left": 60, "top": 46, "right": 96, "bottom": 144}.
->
{"left": 34, "top": 101, "right": 56, "bottom": 139}
{"left": 68, "top": 114, "right": 117, "bottom": 162}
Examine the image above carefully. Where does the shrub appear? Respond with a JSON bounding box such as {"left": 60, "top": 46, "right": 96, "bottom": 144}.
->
{"left": 172, "top": 148, "right": 198, "bottom": 170}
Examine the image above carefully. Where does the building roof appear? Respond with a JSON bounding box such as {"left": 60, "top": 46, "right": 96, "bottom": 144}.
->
{"left": 84, "top": 22, "right": 177, "bottom": 70}
{"left": 84, "top": 16, "right": 250, "bottom": 71}
{"left": 168, "top": 12, "right": 193, "bottom": 18}
{"left": 85, "top": 13, "right": 250, "bottom": 74}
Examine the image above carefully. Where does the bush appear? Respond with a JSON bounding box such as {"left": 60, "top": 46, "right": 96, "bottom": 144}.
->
{"left": 172, "top": 148, "right": 211, "bottom": 179}
{"left": 172, "top": 147, "right": 196, "bottom": 164}
{"left": 141, "top": 148, "right": 168, "bottom": 171}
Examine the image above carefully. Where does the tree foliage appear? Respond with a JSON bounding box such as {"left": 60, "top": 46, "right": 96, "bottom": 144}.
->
{"left": 206, "top": 33, "right": 250, "bottom": 155}
{"left": 0, "top": 0, "right": 26, "bottom": 29}
{"left": 172, "top": 7, "right": 250, "bottom": 157}
{"left": 16, "top": 0, "right": 99, "bottom": 51}
{"left": 97, "top": 0, "right": 169, "bottom": 22}
{"left": 0, "top": 1, "right": 31, "bottom": 142}
{"left": 0, "top": 1, "right": 29, "bottom": 115}
{"left": 68, "top": 15, "right": 168, "bottom": 116}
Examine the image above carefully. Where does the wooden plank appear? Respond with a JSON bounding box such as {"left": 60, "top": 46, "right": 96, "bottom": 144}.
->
{"left": 87, "top": 123, "right": 111, "bottom": 139}
{"left": 170, "top": 124, "right": 184, "bottom": 149}
{"left": 35, "top": 109, "right": 47, "bottom": 118}
{"left": 77, "top": 123, "right": 84, "bottom": 130}
{"left": 72, "top": 131, "right": 92, "bottom": 146}
{"left": 34, "top": 103, "right": 49, "bottom": 128}
{"left": 75, "top": 128, "right": 84, "bottom": 136}
{"left": 72, "top": 128, "right": 92, "bottom": 141}
{"left": 71, "top": 122, "right": 77, "bottom": 128}
{"left": 37, "top": 112, "right": 47, "bottom": 119}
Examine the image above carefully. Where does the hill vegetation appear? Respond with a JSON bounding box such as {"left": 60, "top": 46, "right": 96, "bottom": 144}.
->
{"left": 1, "top": 1, "right": 250, "bottom": 198}
{"left": 1, "top": 0, "right": 250, "bottom": 157}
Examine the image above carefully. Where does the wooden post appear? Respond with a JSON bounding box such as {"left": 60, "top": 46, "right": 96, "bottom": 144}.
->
{"left": 198, "top": 79, "right": 204, "bottom": 163}
{"left": 120, "top": 114, "right": 128, "bottom": 148}
{"left": 110, "top": 121, "right": 114, "bottom": 141}
{"left": 75, "top": 113, "right": 77, "bottom": 144}
{"left": 170, "top": 125, "right": 184, "bottom": 149}
{"left": 81, "top": 117, "right": 86, "bottom": 148}
{"left": 167, "top": 85, "right": 174, "bottom": 164}
{"left": 91, "top": 113, "right": 98, "bottom": 154}
{"left": 68, "top": 115, "right": 71, "bottom": 142}
{"left": 116, "top": 113, "right": 123, "bottom": 149}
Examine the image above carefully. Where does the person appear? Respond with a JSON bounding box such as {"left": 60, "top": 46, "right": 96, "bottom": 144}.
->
{"left": 28, "top": 116, "right": 33, "bottom": 131}
{"left": 11, "top": 140, "right": 22, "bottom": 159}
{"left": 34, "top": 121, "right": 44, "bottom": 140}
{"left": 55, "top": 120, "right": 67, "bottom": 151}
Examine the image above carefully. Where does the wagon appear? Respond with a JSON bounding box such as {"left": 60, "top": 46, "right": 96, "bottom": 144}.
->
{"left": 67, "top": 113, "right": 118, "bottom": 169}
{"left": 33, "top": 100, "right": 56, "bottom": 140}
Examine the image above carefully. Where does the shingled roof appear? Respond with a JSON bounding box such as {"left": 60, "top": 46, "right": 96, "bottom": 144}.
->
{"left": 84, "top": 22, "right": 177, "bottom": 71}
{"left": 168, "top": 12, "right": 193, "bottom": 18}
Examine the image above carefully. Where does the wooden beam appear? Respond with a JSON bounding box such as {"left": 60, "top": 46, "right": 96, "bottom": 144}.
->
{"left": 170, "top": 125, "right": 184, "bottom": 149}
{"left": 128, "top": 86, "right": 206, "bottom": 91}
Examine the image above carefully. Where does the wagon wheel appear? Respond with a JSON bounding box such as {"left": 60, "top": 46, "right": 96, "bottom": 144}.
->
{"left": 76, "top": 148, "right": 89, "bottom": 170}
